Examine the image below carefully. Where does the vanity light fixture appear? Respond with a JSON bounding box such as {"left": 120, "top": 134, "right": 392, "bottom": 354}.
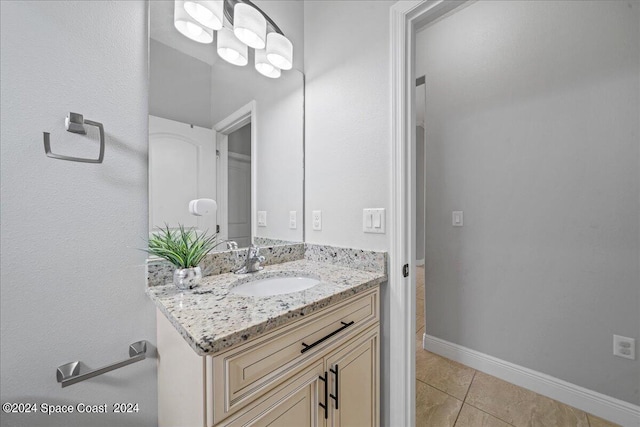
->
{"left": 233, "top": 3, "right": 267, "bottom": 49}
{"left": 174, "top": 0, "right": 214, "bottom": 44}
{"left": 255, "top": 48, "right": 281, "bottom": 79}
{"left": 266, "top": 32, "right": 293, "bottom": 70}
{"left": 174, "top": 0, "right": 294, "bottom": 77}
{"left": 184, "top": 0, "right": 224, "bottom": 31}
{"left": 217, "top": 27, "right": 249, "bottom": 66}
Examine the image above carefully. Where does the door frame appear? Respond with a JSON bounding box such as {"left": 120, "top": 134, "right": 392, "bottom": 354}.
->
{"left": 389, "top": 1, "right": 469, "bottom": 426}
{"left": 214, "top": 100, "right": 257, "bottom": 244}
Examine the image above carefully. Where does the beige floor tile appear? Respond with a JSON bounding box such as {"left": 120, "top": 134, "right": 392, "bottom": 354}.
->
{"left": 416, "top": 266, "right": 425, "bottom": 287}
{"left": 416, "top": 298, "right": 424, "bottom": 317}
{"left": 415, "top": 339, "right": 475, "bottom": 400}
{"left": 416, "top": 380, "right": 463, "bottom": 427}
{"left": 466, "top": 372, "right": 589, "bottom": 427}
{"left": 587, "top": 414, "right": 621, "bottom": 427}
{"left": 417, "top": 325, "right": 425, "bottom": 338}
{"left": 455, "top": 404, "right": 511, "bottom": 427}
{"left": 416, "top": 298, "right": 425, "bottom": 330}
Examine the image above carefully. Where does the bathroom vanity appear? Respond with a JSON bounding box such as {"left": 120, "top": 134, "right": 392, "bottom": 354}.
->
{"left": 147, "top": 245, "right": 386, "bottom": 427}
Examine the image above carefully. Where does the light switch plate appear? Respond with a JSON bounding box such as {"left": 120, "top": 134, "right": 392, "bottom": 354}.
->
{"left": 289, "top": 211, "right": 297, "bottom": 229}
{"left": 363, "top": 208, "right": 385, "bottom": 234}
{"left": 312, "top": 210, "right": 322, "bottom": 231}
{"left": 452, "top": 211, "right": 463, "bottom": 227}
{"left": 257, "top": 211, "right": 267, "bottom": 227}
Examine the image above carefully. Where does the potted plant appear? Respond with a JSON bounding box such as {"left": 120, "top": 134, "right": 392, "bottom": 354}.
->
{"left": 147, "top": 224, "right": 218, "bottom": 289}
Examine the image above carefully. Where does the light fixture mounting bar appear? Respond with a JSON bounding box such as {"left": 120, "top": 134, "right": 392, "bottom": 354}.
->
{"left": 223, "top": 0, "right": 284, "bottom": 36}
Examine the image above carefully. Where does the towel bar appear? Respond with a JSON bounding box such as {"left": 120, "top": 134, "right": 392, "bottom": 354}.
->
{"left": 43, "top": 112, "right": 105, "bottom": 163}
{"left": 56, "top": 340, "right": 147, "bottom": 388}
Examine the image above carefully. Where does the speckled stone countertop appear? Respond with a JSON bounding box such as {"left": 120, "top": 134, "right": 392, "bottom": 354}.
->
{"left": 147, "top": 259, "right": 386, "bottom": 356}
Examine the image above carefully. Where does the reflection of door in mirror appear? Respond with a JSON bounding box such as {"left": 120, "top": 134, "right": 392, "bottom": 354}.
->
{"left": 149, "top": 115, "right": 217, "bottom": 234}
{"left": 227, "top": 124, "right": 252, "bottom": 248}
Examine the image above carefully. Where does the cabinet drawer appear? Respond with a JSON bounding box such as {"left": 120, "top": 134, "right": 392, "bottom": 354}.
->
{"left": 211, "top": 288, "right": 379, "bottom": 424}
{"left": 215, "top": 360, "right": 324, "bottom": 427}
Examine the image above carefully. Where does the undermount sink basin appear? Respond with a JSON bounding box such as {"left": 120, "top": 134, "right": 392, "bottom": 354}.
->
{"left": 230, "top": 275, "right": 321, "bottom": 297}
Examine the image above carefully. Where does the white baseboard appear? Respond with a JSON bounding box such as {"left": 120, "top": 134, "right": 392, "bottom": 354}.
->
{"left": 415, "top": 259, "right": 424, "bottom": 266}
{"left": 422, "top": 334, "right": 640, "bottom": 427}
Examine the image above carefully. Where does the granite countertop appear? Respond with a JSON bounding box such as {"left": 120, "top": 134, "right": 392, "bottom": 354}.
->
{"left": 147, "top": 259, "right": 386, "bottom": 356}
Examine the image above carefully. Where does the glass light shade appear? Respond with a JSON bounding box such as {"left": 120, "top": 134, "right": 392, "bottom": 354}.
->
{"left": 266, "top": 33, "right": 293, "bottom": 70}
{"left": 233, "top": 3, "right": 267, "bottom": 49}
{"left": 255, "top": 48, "right": 281, "bottom": 79}
{"left": 184, "top": 0, "right": 224, "bottom": 30}
{"left": 217, "top": 27, "right": 248, "bottom": 66}
{"left": 174, "top": 0, "right": 213, "bottom": 43}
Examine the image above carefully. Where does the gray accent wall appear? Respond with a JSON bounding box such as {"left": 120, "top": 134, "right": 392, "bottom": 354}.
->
{"left": 149, "top": 38, "right": 212, "bottom": 128}
{"left": 417, "top": 0, "right": 639, "bottom": 405}
{"left": 416, "top": 125, "right": 426, "bottom": 262}
{"left": 1, "top": 2, "right": 157, "bottom": 426}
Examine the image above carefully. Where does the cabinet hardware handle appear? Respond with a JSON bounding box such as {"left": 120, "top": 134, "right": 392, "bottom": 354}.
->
{"left": 319, "top": 371, "right": 328, "bottom": 419}
{"left": 301, "top": 321, "right": 355, "bottom": 354}
{"left": 330, "top": 364, "right": 339, "bottom": 409}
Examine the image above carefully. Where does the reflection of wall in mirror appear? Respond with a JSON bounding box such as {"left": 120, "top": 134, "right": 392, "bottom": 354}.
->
{"left": 211, "top": 65, "right": 304, "bottom": 244}
{"left": 149, "top": 39, "right": 212, "bottom": 129}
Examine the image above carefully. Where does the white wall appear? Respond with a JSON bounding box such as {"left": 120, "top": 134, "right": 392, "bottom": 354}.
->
{"left": 149, "top": 39, "right": 212, "bottom": 129}
{"left": 304, "top": 1, "right": 392, "bottom": 251}
{"left": 417, "top": 0, "right": 639, "bottom": 405}
{"left": 0, "top": 2, "right": 157, "bottom": 426}
{"left": 303, "top": 1, "right": 395, "bottom": 424}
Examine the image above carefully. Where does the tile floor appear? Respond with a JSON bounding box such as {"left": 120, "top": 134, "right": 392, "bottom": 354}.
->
{"left": 415, "top": 266, "right": 620, "bottom": 427}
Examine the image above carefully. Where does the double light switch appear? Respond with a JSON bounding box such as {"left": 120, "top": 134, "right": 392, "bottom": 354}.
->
{"left": 363, "top": 208, "right": 385, "bottom": 234}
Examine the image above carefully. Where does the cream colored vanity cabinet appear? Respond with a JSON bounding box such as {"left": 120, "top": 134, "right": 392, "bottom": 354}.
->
{"left": 157, "top": 287, "right": 380, "bottom": 427}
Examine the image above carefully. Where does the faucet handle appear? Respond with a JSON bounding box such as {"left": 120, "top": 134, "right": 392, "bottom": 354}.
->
{"left": 248, "top": 244, "right": 260, "bottom": 257}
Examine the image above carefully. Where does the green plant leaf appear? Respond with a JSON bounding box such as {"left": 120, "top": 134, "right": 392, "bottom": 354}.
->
{"left": 144, "top": 223, "right": 218, "bottom": 269}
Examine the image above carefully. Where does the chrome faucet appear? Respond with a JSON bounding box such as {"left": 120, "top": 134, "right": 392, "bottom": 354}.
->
{"left": 234, "top": 244, "right": 265, "bottom": 274}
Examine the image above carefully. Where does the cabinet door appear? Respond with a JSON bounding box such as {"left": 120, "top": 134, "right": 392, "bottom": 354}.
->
{"left": 218, "top": 361, "right": 325, "bottom": 427}
{"left": 326, "top": 327, "right": 379, "bottom": 427}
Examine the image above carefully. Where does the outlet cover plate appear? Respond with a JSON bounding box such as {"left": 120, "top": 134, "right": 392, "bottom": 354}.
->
{"left": 613, "top": 335, "right": 636, "bottom": 360}
{"left": 289, "top": 211, "right": 297, "bottom": 229}
{"left": 312, "top": 210, "right": 322, "bottom": 231}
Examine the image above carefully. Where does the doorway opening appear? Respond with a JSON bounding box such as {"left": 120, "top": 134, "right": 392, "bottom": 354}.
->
{"left": 215, "top": 101, "right": 257, "bottom": 246}
{"left": 389, "top": 1, "right": 470, "bottom": 425}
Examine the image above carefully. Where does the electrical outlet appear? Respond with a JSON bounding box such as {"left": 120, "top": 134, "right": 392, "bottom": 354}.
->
{"left": 312, "top": 210, "right": 322, "bottom": 231}
{"left": 613, "top": 335, "right": 635, "bottom": 360}
{"left": 289, "top": 211, "right": 297, "bottom": 229}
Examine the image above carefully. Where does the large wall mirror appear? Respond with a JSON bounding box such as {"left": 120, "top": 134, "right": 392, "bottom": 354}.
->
{"left": 148, "top": 0, "right": 304, "bottom": 249}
